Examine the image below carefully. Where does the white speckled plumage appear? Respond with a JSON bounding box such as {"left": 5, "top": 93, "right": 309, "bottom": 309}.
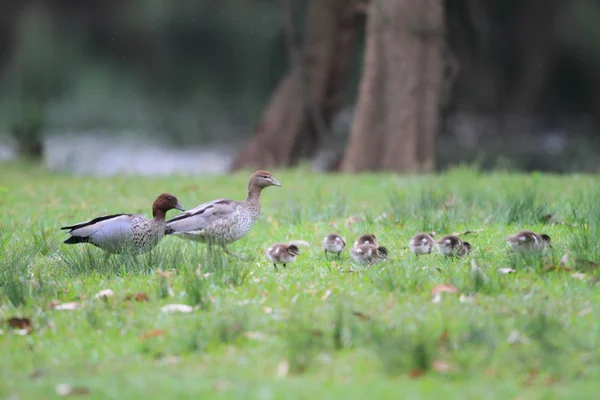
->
{"left": 506, "top": 230, "right": 551, "bottom": 253}
{"left": 61, "top": 193, "right": 184, "bottom": 254}
{"left": 350, "top": 244, "right": 388, "bottom": 266}
{"left": 409, "top": 233, "right": 435, "bottom": 255}
{"left": 266, "top": 243, "right": 300, "bottom": 270}
{"left": 436, "top": 235, "right": 471, "bottom": 257}
{"left": 322, "top": 233, "right": 346, "bottom": 259}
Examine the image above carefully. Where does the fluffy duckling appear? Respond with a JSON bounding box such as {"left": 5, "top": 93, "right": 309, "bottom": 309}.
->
{"left": 506, "top": 230, "right": 551, "bottom": 253}
{"left": 165, "top": 170, "right": 281, "bottom": 258}
{"left": 353, "top": 234, "right": 378, "bottom": 247}
{"left": 409, "top": 233, "right": 435, "bottom": 256}
{"left": 322, "top": 233, "right": 346, "bottom": 259}
{"left": 436, "top": 235, "right": 471, "bottom": 258}
{"left": 350, "top": 244, "right": 388, "bottom": 266}
{"left": 266, "top": 243, "right": 300, "bottom": 271}
{"left": 61, "top": 193, "right": 184, "bottom": 254}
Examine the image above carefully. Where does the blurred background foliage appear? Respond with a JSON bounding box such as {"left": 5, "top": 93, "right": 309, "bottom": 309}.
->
{"left": 1, "top": 0, "right": 600, "bottom": 171}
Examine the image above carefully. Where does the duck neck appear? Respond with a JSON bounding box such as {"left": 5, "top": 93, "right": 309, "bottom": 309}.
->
{"left": 152, "top": 207, "right": 166, "bottom": 222}
{"left": 245, "top": 185, "right": 262, "bottom": 208}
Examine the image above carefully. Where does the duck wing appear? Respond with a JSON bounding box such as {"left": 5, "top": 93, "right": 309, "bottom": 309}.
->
{"left": 61, "top": 214, "right": 137, "bottom": 242}
{"left": 165, "top": 198, "right": 238, "bottom": 233}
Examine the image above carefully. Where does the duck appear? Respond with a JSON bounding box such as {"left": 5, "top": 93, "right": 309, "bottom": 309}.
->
{"left": 164, "top": 170, "right": 281, "bottom": 259}
{"left": 353, "top": 234, "right": 378, "bottom": 247}
{"left": 436, "top": 234, "right": 471, "bottom": 258}
{"left": 322, "top": 233, "right": 346, "bottom": 259}
{"left": 350, "top": 244, "right": 388, "bottom": 266}
{"left": 506, "top": 230, "right": 551, "bottom": 253}
{"left": 409, "top": 232, "right": 435, "bottom": 256}
{"left": 266, "top": 243, "right": 300, "bottom": 271}
{"left": 61, "top": 193, "right": 184, "bottom": 254}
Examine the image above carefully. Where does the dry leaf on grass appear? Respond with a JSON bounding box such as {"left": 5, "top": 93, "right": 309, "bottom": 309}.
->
{"left": 139, "top": 329, "right": 164, "bottom": 341}
{"left": 55, "top": 383, "right": 90, "bottom": 397}
{"left": 459, "top": 293, "right": 476, "bottom": 304}
{"left": 321, "top": 289, "right": 332, "bottom": 301}
{"left": 52, "top": 302, "right": 81, "bottom": 311}
{"left": 431, "top": 360, "right": 454, "bottom": 374}
{"left": 244, "top": 331, "right": 268, "bottom": 341}
{"left": 345, "top": 216, "right": 364, "bottom": 225}
{"left": 275, "top": 359, "right": 289, "bottom": 378}
{"left": 161, "top": 304, "right": 193, "bottom": 313}
{"left": 94, "top": 289, "right": 114, "bottom": 299}
{"left": 578, "top": 308, "right": 592, "bottom": 317}
{"left": 124, "top": 292, "right": 149, "bottom": 302}
{"left": 351, "top": 310, "right": 372, "bottom": 321}
{"left": 431, "top": 284, "right": 458, "bottom": 303}
{"left": 499, "top": 268, "right": 516, "bottom": 274}
{"left": 560, "top": 253, "right": 569, "bottom": 267}
{"left": 408, "top": 368, "right": 425, "bottom": 379}
{"left": 7, "top": 317, "right": 33, "bottom": 334}
{"left": 572, "top": 272, "right": 587, "bottom": 280}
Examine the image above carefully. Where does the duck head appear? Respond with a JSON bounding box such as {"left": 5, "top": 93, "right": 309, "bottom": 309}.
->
{"left": 249, "top": 170, "right": 281, "bottom": 190}
{"left": 153, "top": 193, "right": 185, "bottom": 219}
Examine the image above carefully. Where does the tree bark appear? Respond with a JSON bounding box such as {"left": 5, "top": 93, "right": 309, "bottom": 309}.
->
{"left": 231, "top": 0, "right": 361, "bottom": 171}
{"left": 341, "top": 0, "right": 445, "bottom": 172}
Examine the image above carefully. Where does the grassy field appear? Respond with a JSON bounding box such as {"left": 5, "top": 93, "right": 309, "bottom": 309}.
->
{"left": 1, "top": 162, "right": 600, "bottom": 399}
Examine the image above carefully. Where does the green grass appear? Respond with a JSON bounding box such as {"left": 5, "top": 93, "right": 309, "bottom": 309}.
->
{"left": 1, "top": 162, "right": 600, "bottom": 399}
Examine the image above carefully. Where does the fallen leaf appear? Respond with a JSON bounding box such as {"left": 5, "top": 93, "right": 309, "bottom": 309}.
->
{"left": 276, "top": 359, "right": 289, "bottom": 378}
{"left": 55, "top": 383, "right": 90, "bottom": 397}
{"left": 7, "top": 317, "right": 33, "bottom": 333}
{"left": 263, "top": 307, "right": 273, "bottom": 314}
{"left": 572, "top": 272, "right": 587, "bottom": 280}
{"left": 578, "top": 307, "right": 592, "bottom": 317}
{"left": 161, "top": 304, "right": 193, "bottom": 313}
{"left": 408, "top": 368, "right": 425, "bottom": 379}
{"left": 244, "top": 331, "right": 268, "bottom": 341}
{"left": 351, "top": 310, "right": 372, "bottom": 321}
{"left": 507, "top": 329, "right": 528, "bottom": 345}
{"left": 560, "top": 253, "right": 569, "bottom": 267}
{"left": 499, "top": 268, "right": 516, "bottom": 274}
{"left": 139, "top": 329, "right": 164, "bottom": 341}
{"left": 124, "top": 292, "right": 149, "bottom": 302}
{"left": 345, "top": 216, "right": 364, "bottom": 225}
{"left": 195, "top": 264, "right": 203, "bottom": 276}
{"left": 312, "top": 329, "right": 324, "bottom": 337}
{"left": 53, "top": 302, "right": 81, "bottom": 311}
{"left": 94, "top": 289, "right": 114, "bottom": 299}
{"left": 430, "top": 284, "right": 458, "bottom": 296}
{"left": 431, "top": 360, "right": 452, "bottom": 374}
{"left": 321, "top": 289, "right": 332, "bottom": 301}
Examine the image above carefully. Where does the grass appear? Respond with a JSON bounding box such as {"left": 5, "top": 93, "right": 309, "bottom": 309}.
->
{"left": 1, "top": 162, "right": 600, "bottom": 399}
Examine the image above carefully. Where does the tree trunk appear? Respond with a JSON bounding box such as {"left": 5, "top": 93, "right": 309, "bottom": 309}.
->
{"left": 341, "top": 0, "right": 445, "bottom": 172}
{"left": 231, "top": 0, "right": 362, "bottom": 171}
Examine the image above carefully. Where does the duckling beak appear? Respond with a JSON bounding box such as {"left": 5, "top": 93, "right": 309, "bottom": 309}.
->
{"left": 271, "top": 178, "right": 282, "bottom": 187}
{"left": 175, "top": 202, "right": 185, "bottom": 212}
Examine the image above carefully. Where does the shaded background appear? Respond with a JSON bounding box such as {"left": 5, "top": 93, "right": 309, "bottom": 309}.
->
{"left": 1, "top": 0, "right": 599, "bottom": 174}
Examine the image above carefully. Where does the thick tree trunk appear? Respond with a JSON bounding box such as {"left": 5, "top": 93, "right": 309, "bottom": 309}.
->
{"left": 231, "top": 0, "right": 361, "bottom": 171}
{"left": 341, "top": 0, "right": 445, "bottom": 172}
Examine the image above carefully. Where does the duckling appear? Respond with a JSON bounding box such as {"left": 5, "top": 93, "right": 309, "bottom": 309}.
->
{"left": 266, "top": 243, "right": 300, "bottom": 271}
{"left": 350, "top": 244, "right": 388, "bottom": 266}
{"left": 61, "top": 193, "right": 184, "bottom": 254}
{"left": 165, "top": 170, "right": 281, "bottom": 259}
{"left": 436, "top": 235, "right": 471, "bottom": 258}
{"left": 322, "top": 233, "right": 346, "bottom": 259}
{"left": 353, "top": 234, "right": 378, "bottom": 247}
{"left": 506, "top": 230, "right": 551, "bottom": 253}
{"left": 409, "top": 233, "right": 435, "bottom": 256}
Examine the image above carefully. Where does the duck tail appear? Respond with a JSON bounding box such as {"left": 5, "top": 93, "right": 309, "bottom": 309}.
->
{"left": 63, "top": 236, "right": 89, "bottom": 245}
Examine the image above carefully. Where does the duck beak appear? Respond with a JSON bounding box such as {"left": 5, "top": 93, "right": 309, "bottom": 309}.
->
{"left": 175, "top": 202, "right": 185, "bottom": 211}
{"left": 271, "top": 177, "right": 282, "bottom": 187}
